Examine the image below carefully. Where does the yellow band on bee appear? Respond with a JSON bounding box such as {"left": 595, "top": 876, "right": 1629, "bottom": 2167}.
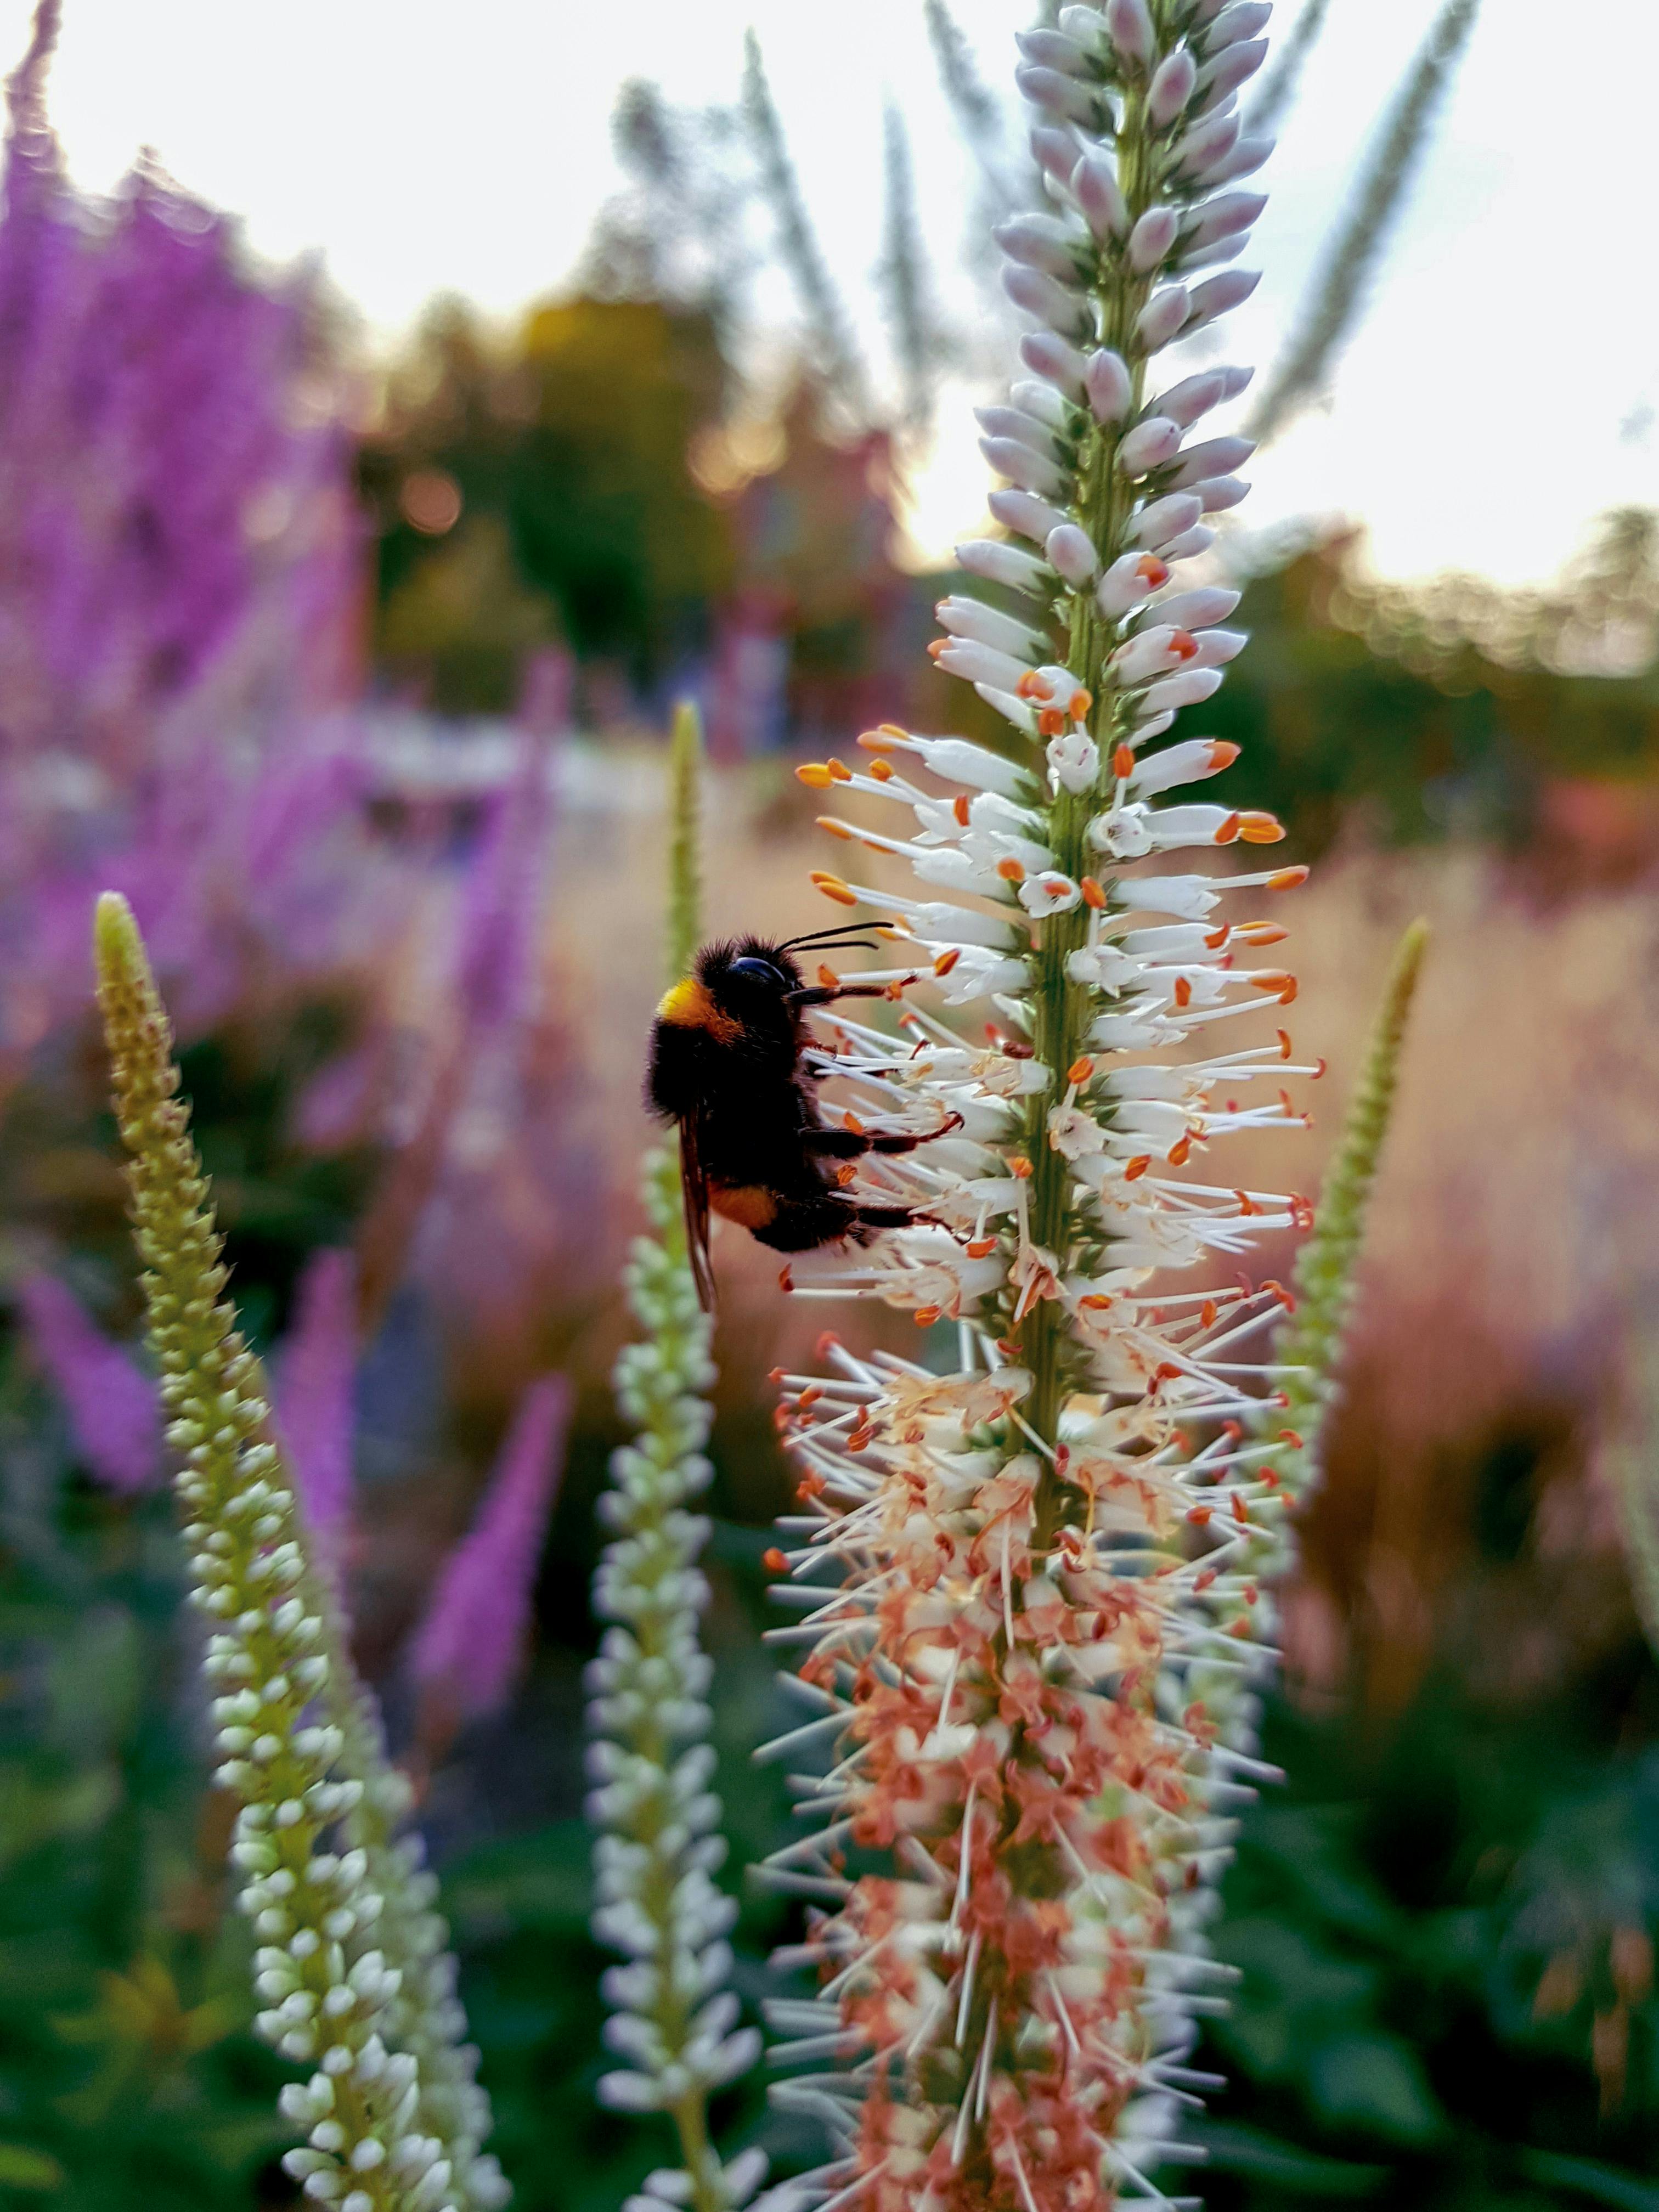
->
{"left": 657, "top": 975, "right": 740, "bottom": 1042}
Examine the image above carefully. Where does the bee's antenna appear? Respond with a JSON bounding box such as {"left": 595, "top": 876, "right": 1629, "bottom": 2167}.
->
{"left": 777, "top": 922, "right": 891, "bottom": 952}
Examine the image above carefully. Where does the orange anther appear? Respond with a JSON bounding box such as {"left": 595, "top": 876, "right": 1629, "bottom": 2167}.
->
{"left": 914, "top": 1305, "right": 943, "bottom": 1328}
{"left": 1174, "top": 977, "right": 1192, "bottom": 1007}
{"left": 934, "top": 947, "right": 961, "bottom": 976}
{"left": 1186, "top": 1505, "right": 1213, "bottom": 1525}
{"left": 1276, "top": 1028, "right": 1293, "bottom": 1058}
{"left": 1037, "top": 708, "right": 1065, "bottom": 737}
{"left": 1214, "top": 811, "right": 1241, "bottom": 844}
{"left": 1170, "top": 629, "right": 1199, "bottom": 661}
{"left": 763, "top": 1547, "right": 788, "bottom": 1573}
{"left": 1080, "top": 876, "right": 1108, "bottom": 909}
{"left": 857, "top": 726, "right": 900, "bottom": 752}
{"left": 1018, "top": 669, "right": 1054, "bottom": 700}
{"left": 816, "top": 815, "right": 855, "bottom": 840}
{"left": 953, "top": 793, "right": 972, "bottom": 826}
{"left": 1312, "top": 1056, "right": 1327, "bottom": 1079}
{"left": 1008, "top": 1154, "right": 1034, "bottom": 1179}
{"left": 1249, "top": 971, "right": 1295, "bottom": 1001}
{"left": 996, "top": 856, "right": 1026, "bottom": 882}
{"left": 1237, "top": 810, "right": 1285, "bottom": 844}
{"left": 1201, "top": 1299, "right": 1217, "bottom": 1328}
{"left": 1125, "top": 1154, "right": 1152, "bottom": 1181}
{"left": 1206, "top": 740, "right": 1241, "bottom": 770}
{"left": 927, "top": 637, "right": 946, "bottom": 659}
{"left": 1080, "top": 1293, "right": 1114, "bottom": 1310}
{"left": 1136, "top": 555, "right": 1170, "bottom": 585}
{"left": 827, "top": 757, "right": 853, "bottom": 781}
{"left": 1232, "top": 1493, "right": 1249, "bottom": 1524}
{"left": 1262, "top": 1278, "right": 1295, "bottom": 1311}
{"left": 966, "top": 1237, "right": 997, "bottom": 1259}
{"left": 1112, "top": 743, "right": 1135, "bottom": 781}
{"left": 834, "top": 1163, "right": 856, "bottom": 1185}
{"left": 1205, "top": 923, "right": 1231, "bottom": 949}
{"left": 1233, "top": 1190, "right": 1260, "bottom": 1216}
{"left": 1067, "top": 1056, "right": 1095, "bottom": 1084}
{"left": 1068, "top": 687, "right": 1093, "bottom": 719}
{"left": 1237, "top": 921, "right": 1288, "bottom": 946}
{"left": 811, "top": 872, "right": 858, "bottom": 906}
{"left": 1266, "top": 865, "right": 1310, "bottom": 891}
{"left": 796, "top": 762, "right": 834, "bottom": 788}
{"left": 818, "top": 964, "right": 839, "bottom": 987}
{"left": 780, "top": 1266, "right": 795, "bottom": 1291}
{"left": 842, "top": 1111, "right": 866, "bottom": 1135}
{"left": 1167, "top": 1135, "right": 1192, "bottom": 1166}
{"left": 867, "top": 757, "right": 895, "bottom": 781}
{"left": 1277, "top": 1428, "right": 1305, "bottom": 1449}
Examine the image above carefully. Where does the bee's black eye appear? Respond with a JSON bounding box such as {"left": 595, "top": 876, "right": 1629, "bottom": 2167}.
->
{"left": 728, "top": 956, "right": 786, "bottom": 987}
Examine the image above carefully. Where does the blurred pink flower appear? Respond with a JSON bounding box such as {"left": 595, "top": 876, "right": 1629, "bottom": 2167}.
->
{"left": 408, "top": 1374, "right": 571, "bottom": 1719}
{"left": 15, "top": 1270, "right": 161, "bottom": 1493}
{"left": 271, "top": 1247, "right": 359, "bottom": 1551}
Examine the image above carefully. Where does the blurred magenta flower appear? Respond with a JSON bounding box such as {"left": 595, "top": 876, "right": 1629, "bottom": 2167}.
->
{"left": 270, "top": 1246, "right": 359, "bottom": 1553}
{"left": 409, "top": 1374, "right": 571, "bottom": 1719}
{"left": 14, "top": 1269, "right": 162, "bottom": 1492}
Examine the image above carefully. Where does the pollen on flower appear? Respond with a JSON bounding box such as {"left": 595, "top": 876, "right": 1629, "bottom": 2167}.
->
{"left": 996, "top": 856, "right": 1026, "bottom": 882}
{"left": 1238, "top": 810, "right": 1286, "bottom": 843}
{"left": 1267, "top": 864, "right": 1311, "bottom": 890}
{"left": 1079, "top": 876, "right": 1108, "bottom": 909}
{"left": 811, "top": 871, "right": 858, "bottom": 905}
{"left": 796, "top": 762, "right": 834, "bottom": 788}
{"left": 827, "top": 758, "right": 853, "bottom": 781}
{"left": 1112, "top": 743, "right": 1135, "bottom": 780}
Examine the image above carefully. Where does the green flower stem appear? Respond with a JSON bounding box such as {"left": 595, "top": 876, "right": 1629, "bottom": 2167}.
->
{"left": 94, "top": 891, "right": 506, "bottom": 2212}
{"left": 1263, "top": 916, "right": 1429, "bottom": 1516}
{"left": 1015, "top": 67, "right": 1159, "bottom": 1515}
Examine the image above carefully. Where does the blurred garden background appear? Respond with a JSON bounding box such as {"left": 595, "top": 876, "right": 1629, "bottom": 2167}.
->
{"left": 5, "top": 0, "right": 1659, "bottom": 2207}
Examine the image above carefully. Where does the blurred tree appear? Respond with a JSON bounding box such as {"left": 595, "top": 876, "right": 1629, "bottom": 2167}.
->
{"left": 359, "top": 295, "right": 733, "bottom": 710}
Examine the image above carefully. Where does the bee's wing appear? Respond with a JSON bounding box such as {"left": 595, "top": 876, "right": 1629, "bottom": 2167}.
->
{"left": 675, "top": 1109, "right": 718, "bottom": 1313}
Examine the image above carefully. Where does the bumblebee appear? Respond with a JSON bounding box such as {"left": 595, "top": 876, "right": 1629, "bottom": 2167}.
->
{"left": 647, "top": 928, "right": 956, "bottom": 1309}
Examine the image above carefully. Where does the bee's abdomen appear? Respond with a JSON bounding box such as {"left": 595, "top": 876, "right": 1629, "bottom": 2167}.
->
{"left": 708, "top": 1183, "right": 780, "bottom": 1229}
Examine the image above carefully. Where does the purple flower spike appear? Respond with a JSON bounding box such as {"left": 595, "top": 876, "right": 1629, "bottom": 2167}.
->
{"left": 15, "top": 1270, "right": 161, "bottom": 1492}
{"left": 410, "top": 1374, "right": 572, "bottom": 1719}
{"left": 272, "top": 1247, "right": 359, "bottom": 1550}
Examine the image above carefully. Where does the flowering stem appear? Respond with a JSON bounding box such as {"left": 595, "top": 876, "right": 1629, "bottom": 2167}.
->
{"left": 589, "top": 707, "right": 760, "bottom": 2212}
{"left": 94, "top": 890, "right": 498, "bottom": 2212}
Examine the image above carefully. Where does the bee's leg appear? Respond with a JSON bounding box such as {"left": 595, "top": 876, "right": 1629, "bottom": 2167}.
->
{"left": 786, "top": 977, "right": 918, "bottom": 1011}
{"left": 801, "top": 1112, "right": 963, "bottom": 1160}
{"left": 752, "top": 1193, "right": 917, "bottom": 1253}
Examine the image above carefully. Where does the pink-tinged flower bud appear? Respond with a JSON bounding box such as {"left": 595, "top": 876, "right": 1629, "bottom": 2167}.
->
{"left": 980, "top": 435, "right": 1070, "bottom": 500}
{"left": 1016, "top": 64, "right": 1102, "bottom": 126}
{"left": 1111, "top": 623, "right": 1200, "bottom": 686}
{"left": 1167, "top": 433, "right": 1256, "bottom": 486}
{"left": 989, "top": 486, "right": 1072, "bottom": 545}
{"left": 1104, "top": 0, "right": 1155, "bottom": 70}
{"left": 994, "top": 215, "right": 1087, "bottom": 280}
{"left": 1019, "top": 328, "right": 1090, "bottom": 397}
{"left": 1148, "top": 48, "right": 1198, "bottom": 127}
{"left": 1128, "top": 206, "right": 1180, "bottom": 272}
{"left": 1173, "top": 106, "right": 1240, "bottom": 176}
{"left": 1118, "top": 416, "right": 1183, "bottom": 476}
{"left": 937, "top": 595, "right": 1048, "bottom": 658}
{"left": 1149, "top": 584, "right": 1242, "bottom": 630}
{"left": 1031, "top": 124, "right": 1084, "bottom": 185}
{"left": 1187, "top": 625, "right": 1249, "bottom": 668}
{"left": 1002, "top": 263, "right": 1093, "bottom": 343}
{"left": 1084, "top": 346, "right": 1133, "bottom": 422}
{"left": 1195, "top": 36, "right": 1268, "bottom": 110}
{"left": 935, "top": 637, "right": 1034, "bottom": 691}
{"left": 957, "top": 538, "right": 1054, "bottom": 595}
{"left": 1135, "top": 491, "right": 1204, "bottom": 549}
{"left": 1071, "top": 149, "right": 1128, "bottom": 240}
{"left": 1137, "top": 664, "right": 1225, "bottom": 716}
{"left": 1045, "top": 522, "right": 1099, "bottom": 585}
{"left": 1159, "top": 521, "right": 1218, "bottom": 561}
{"left": 1201, "top": 133, "right": 1274, "bottom": 186}
{"left": 1096, "top": 549, "right": 1169, "bottom": 618}
{"left": 1134, "top": 286, "right": 1191, "bottom": 352}
{"left": 1016, "top": 27, "right": 1091, "bottom": 74}
{"left": 1184, "top": 189, "right": 1268, "bottom": 250}
{"left": 1185, "top": 267, "right": 1261, "bottom": 334}
{"left": 1205, "top": 0, "right": 1273, "bottom": 47}
{"left": 976, "top": 405, "right": 1062, "bottom": 460}
{"left": 1197, "top": 473, "right": 1251, "bottom": 513}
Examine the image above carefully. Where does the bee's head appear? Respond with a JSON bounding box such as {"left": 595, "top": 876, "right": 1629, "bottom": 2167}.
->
{"left": 654, "top": 938, "right": 804, "bottom": 1050}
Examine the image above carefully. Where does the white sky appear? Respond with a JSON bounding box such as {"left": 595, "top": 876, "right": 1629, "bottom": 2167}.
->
{"left": 3, "top": 0, "right": 1656, "bottom": 589}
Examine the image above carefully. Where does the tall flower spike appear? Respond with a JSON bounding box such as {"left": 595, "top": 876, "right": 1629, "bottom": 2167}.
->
{"left": 590, "top": 706, "right": 763, "bottom": 2212}
{"left": 93, "top": 890, "right": 505, "bottom": 2212}
{"left": 1252, "top": 917, "right": 1429, "bottom": 1530}
{"left": 759, "top": 10, "right": 1358, "bottom": 2210}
